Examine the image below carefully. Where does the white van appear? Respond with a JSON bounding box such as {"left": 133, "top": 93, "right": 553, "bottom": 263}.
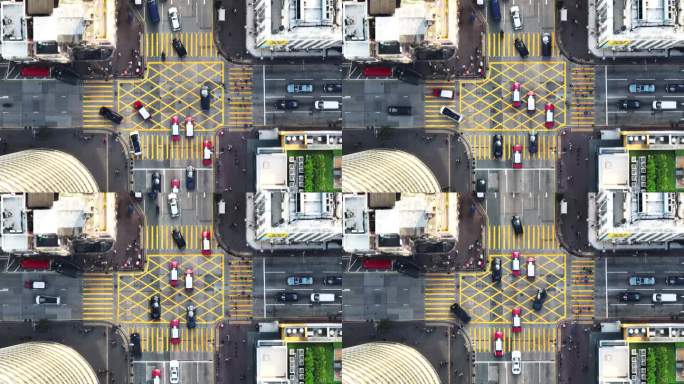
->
{"left": 652, "top": 292, "right": 678, "bottom": 303}
{"left": 652, "top": 100, "right": 678, "bottom": 111}
{"left": 314, "top": 100, "right": 340, "bottom": 110}
{"left": 185, "top": 269, "right": 194, "bottom": 291}
{"left": 310, "top": 293, "right": 336, "bottom": 303}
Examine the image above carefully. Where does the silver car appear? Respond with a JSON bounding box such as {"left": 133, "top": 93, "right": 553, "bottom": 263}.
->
{"left": 168, "top": 7, "right": 181, "bottom": 31}
{"left": 511, "top": 350, "right": 522, "bottom": 375}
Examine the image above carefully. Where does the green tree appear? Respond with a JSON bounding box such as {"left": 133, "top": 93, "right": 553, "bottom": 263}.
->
{"left": 647, "top": 348, "right": 656, "bottom": 384}
{"left": 647, "top": 155, "right": 657, "bottom": 191}
{"left": 305, "top": 347, "right": 314, "bottom": 384}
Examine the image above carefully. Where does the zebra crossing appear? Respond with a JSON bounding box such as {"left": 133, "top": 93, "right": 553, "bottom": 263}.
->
{"left": 125, "top": 325, "right": 215, "bottom": 353}
{"left": 570, "top": 258, "right": 595, "bottom": 321}
{"left": 144, "top": 32, "right": 218, "bottom": 58}
{"left": 82, "top": 81, "right": 115, "bottom": 129}
{"left": 143, "top": 224, "right": 213, "bottom": 251}
{"left": 570, "top": 66, "right": 596, "bottom": 131}
{"left": 468, "top": 326, "right": 557, "bottom": 353}
{"left": 466, "top": 133, "right": 558, "bottom": 161}
{"left": 227, "top": 66, "right": 254, "bottom": 131}
{"left": 424, "top": 80, "right": 458, "bottom": 130}
{"left": 133, "top": 133, "right": 212, "bottom": 161}
{"left": 423, "top": 273, "right": 457, "bottom": 322}
{"left": 487, "top": 224, "right": 559, "bottom": 251}
{"left": 487, "top": 32, "right": 560, "bottom": 58}
{"left": 81, "top": 273, "right": 115, "bottom": 322}
{"left": 227, "top": 256, "right": 253, "bottom": 323}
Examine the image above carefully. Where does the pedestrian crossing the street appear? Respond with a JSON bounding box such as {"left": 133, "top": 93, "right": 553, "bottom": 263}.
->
{"left": 144, "top": 224, "right": 213, "bottom": 251}
{"left": 487, "top": 32, "right": 559, "bottom": 58}
{"left": 570, "top": 66, "right": 595, "bottom": 131}
{"left": 136, "top": 133, "right": 210, "bottom": 161}
{"left": 227, "top": 256, "right": 253, "bottom": 323}
{"left": 468, "top": 326, "right": 557, "bottom": 353}
{"left": 227, "top": 66, "right": 254, "bottom": 131}
{"left": 81, "top": 273, "right": 115, "bottom": 322}
{"left": 570, "top": 258, "right": 595, "bottom": 321}
{"left": 125, "top": 325, "right": 215, "bottom": 353}
{"left": 466, "top": 133, "right": 558, "bottom": 161}
{"left": 144, "top": 32, "right": 218, "bottom": 58}
{"left": 423, "top": 273, "right": 457, "bottom": 322}
{"left": 487, "top": 224, "right": 559, "bottom": 251}
{"left": 82, "top": 81, "right": 115, "bottom": 129}
{"left": 424, "top": 80, "right": 458, "bottom": 130}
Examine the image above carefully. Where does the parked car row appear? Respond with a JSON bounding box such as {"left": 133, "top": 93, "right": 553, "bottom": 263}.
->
{"left": 628, "top": 275, "right": 684, "bottom": 286}
{"left": 285, "top": 83, "right": 343, "bottom": 93}
{"left": 619, "top": 291, "right": 681, "bottom": 303}
{"left": 286, "top": 275, "right": 343, "bottom": 286}
{"left": 274, "top": 99, "right": 341, "bottom": 111}
{"left": 275, "top": 291, "right": 339, "bottom": 303}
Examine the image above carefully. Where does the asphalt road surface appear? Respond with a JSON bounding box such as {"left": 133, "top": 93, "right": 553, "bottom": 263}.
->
{"left": 0, "top": 271, "right": 82, "bottom": 321}
{"left": 0, "top": 80, "right": 84, "bottom": 128}
{"left": 252, "top": 255, "right": 343, "bottom": 320}
{"left": 594, "top": 255, "right": 684, "bottom": 319}
{"left": 595, "top": 65, "right": 684, "bottom": 127}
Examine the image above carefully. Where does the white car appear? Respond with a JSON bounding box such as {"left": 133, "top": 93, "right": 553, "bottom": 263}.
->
{"left": 169, "top": 360, "right": 180, "bottom": 384}
{"left": 511, "top": 350, "right": 522, "bottom": 375}
{"left": 185, "top": 116, "right": 194, "bottom": 137}
{"left": 168, "top": 7, "right": 181, "bottom": 32}
{"left": 168, "top": 193, "right": 180, "bottom": 218}
{"left": 510, "top": 6, "right": 523, "bottom": 30}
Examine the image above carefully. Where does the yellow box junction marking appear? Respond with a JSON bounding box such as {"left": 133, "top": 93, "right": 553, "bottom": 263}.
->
{"left": 117, "top": 253, "right": 224, "bottom": 324}
{"left": 458, "top": 253, "right": 567, "bottom": 324}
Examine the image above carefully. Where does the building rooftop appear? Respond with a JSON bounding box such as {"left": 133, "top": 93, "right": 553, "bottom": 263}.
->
{"left": 256, "top": 151, "right": 288, "bottom": 190}
{"left": 256, "top": 345, "right": 289, "bottom": 384}
{"left": 598, "top": 343, "right": 630, "bottom": 384}
{"left": 598, "top": 150, "right": 630, "bottom": 189}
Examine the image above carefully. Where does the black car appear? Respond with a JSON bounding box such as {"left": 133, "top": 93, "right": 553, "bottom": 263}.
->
{"left": 172, "top": 38, "right": 187, "bottom": 58}
{"left": 394, "top": 67, "right": 423, "bottom": 85}
{"left": 275, "top": 99, "right": 299, "bottom": 110}
{"left": 514, "top": 38, "right": 529, "bottom": 58}
{"left": 617, "top": 99, "right": 641, "bottom": 110}
{"left": 666, "top": 84, "right": 684, "bottom": 93}
{"left": 53, "top": 259, "right": 82, "bottom": 278}
{"left": 532, "top": 288, "right": 547, "bottom": 311}
{"left": 324, "top": 276, "right": 343, "bottom": 285}
{"left": 150, "top": 295, "right": 161, "bottom": 320}
{"left": 53, "top": 66, "right": 80, "bottom": 85}
{"left": 151, "top": 171, "right": 162, "bottom": 192}
{"left": 450, "top": 303, "right": 472, "bottom": 324}
{"left": 666, "top": 276, "right": 684, "bottom": 285}
{"left": 323, "top": 83, "right": 343, "bottom": 93}
{"left": 276, "top": 291, "right": 299, "bottom": 302}
{"left": 528, "top": 132, "right": 538, "bottom": 154}
{"left": 492, "top": 134, "right": 503, "bottom": 159}
{"left": 186, "top": 305, "right": 197, "bottom": 328}
{"left": 395, "top": 258, "right": 423, "bottom": 278}
{"left": 511, "top": 215, "right": 523, "bottom": 235}
{"left": 99, "top": 106, "right": 123, "bottom": 124}
{"left": 491, "top": 257, "right": 502, "bottom": 283}
{"left": 618, "top": 291, "right": 641, "bottom": 302}
{"left": 475, "top": 178, "right": 487, "bottom": 200}
{"left": 185, "top": 165, "right": 196, "bottom": 190}
{"left": 171, "top": 228, "right": 186, "bottom": 249}
{"left": 387, "top": 106, "right": 412, "bottom": 116}
{"left": 129, "top": 332, "right": 142, "bottom": 358}
{"left": 541, "top": 33, "right": 552, "bottom": 57}
{"left": 200, "top": 84, "right": 211, "bottom": 110}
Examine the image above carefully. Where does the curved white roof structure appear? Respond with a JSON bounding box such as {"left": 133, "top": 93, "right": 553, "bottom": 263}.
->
{"left": 342, "top": 342, "right": 441, "bottom": 384}
{"left": 0, "top": 342, "right": 98, "bottom": 384}
{"left": 342, "top": 150, "right": 440, "bottom": 193}
{"left": 0, "top": 150, "right": 99, "bottom": 193}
